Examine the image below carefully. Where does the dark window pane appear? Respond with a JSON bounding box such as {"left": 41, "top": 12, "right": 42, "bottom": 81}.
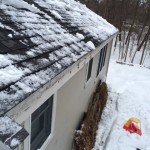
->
{"left": 102, "top": 45, "right": 108, "bottom": 67}
{"left": 87, "top": 58, "right": 93, "bottom": 81}
{"left": 97, "top": 45, "right": 108, "bottom": 77}
{"left": 31, "top": 99, "right": 49, "bottom": 122}
{"left": 97, "top": 49, "right": 103, "bottom": 76}
{"left": 99, "top": 48, "right": 104, "bottom": 72}
{"left": 31, "top": 113, "right": 44, "bottom": 143}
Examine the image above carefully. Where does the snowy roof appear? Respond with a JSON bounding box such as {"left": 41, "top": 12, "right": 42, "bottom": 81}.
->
{"left": 0, "top": 116, "right": 28, "bottom": 149}
{"left": 0, "top": 0, "right": 118, "bottom": 116}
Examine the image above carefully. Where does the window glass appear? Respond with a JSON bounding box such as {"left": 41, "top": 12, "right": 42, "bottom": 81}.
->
{"left": 87, "top": 58, "right": 93, "bottom": 81}
{"left": 97, "top": 45, "right": 108, "bottom": 77}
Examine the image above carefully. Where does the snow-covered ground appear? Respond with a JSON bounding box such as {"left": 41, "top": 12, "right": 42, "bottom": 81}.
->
{"left": 94, "top": 57, "right": 150, "bottom": 150}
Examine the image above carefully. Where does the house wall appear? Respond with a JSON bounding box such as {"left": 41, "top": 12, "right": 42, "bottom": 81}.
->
{"left": 44, "top": 41, "right": 112, "bottom": 150}
{"left": 8, "top": 40, "right": 113, "bottom": 150}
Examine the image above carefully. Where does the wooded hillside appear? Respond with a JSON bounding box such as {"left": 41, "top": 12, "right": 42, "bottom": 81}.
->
{"left": 81, "top": 0, "right": 150, "bottom": 65}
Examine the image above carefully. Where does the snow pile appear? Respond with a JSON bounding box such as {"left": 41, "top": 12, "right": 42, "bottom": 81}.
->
{"left": 86, "top": 41, "right": 96, "bottom": 50}
{"left": 94, "top": 60, "right": 150, "bottom": 150}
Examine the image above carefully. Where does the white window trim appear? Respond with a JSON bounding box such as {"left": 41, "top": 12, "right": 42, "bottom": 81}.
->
{"left": 37, "top": 92, "right": 57, "bottom": 150}
{"left": 95, "top": 45, "right": 108, "bottom": 79}
{"left": 17, "top": 93, "right": 57, "bottom": 150}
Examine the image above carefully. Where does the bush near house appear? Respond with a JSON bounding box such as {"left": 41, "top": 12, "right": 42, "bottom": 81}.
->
{"left": 73, "top": 82, "right": 108, "bottom": 150}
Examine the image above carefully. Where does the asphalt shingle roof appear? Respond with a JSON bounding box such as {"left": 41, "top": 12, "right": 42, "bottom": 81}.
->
{"left": 0, "top": 0, "right": 117, "bottom": 116}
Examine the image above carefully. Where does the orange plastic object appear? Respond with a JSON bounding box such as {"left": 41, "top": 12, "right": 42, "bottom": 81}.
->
{"left": 123, "top": 118, "right": 142, "bottom": 136}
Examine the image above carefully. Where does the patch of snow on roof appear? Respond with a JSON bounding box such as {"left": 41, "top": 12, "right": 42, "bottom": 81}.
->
{"left": 0, "top": 55, "right": 12, "bottom": 67}
{"left": 10, "top": 138, "right": 20, "bottom": 147}
{"left": 51, "top": 10, "right": 62, "bottom": 19}
{"left": 86, "top": 41, "right": 96, "bottom": 50}
{"left": 55, "top": 62, "right": 62, "bottom": 69}
{"left": 0, "top": 22, "right": 4, "bottom": 28}
{"left": 26, "top": 51, "right": 35, "bottom": 56}
{"left": 0, "top": 116, "right": 21, "bottom": 135}
{"left": 0, "top": 65, "right": 30, "bottom": 87}
{"left": 71, "top": 53, "right": 78, "bottom": 62}
{"left": 76, "top": 33, "right": 85, "bottom": 40}
{"left": 2, "top": 0, "right": 41, "bottom": 13}
{"left": 8, "top": 34, "right": 13, "bottom": 38}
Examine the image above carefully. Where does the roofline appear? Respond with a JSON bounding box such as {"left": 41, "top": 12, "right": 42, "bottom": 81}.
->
{"left": 6, "top": 31, "right": 118, "bottom": 122}
{"left": 51, "top": 32, "right": 119, "bottom": 86}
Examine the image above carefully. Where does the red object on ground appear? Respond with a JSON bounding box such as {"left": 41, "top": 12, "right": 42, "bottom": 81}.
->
{"left": 123, "top": 118, "right": 142, "bottom": 136}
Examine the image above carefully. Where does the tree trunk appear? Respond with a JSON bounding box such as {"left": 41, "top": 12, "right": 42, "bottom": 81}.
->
{"left": 131, "top": 26, "right": 150, "bottom": 63}
{"left": 125, "top": 0, "right": 140, "bottom": 44}
{"left": 140, "top": 37, "right": 148, "bottom": 65}
{"left": 137, "top": 6, "right": 150, "bottom": 45}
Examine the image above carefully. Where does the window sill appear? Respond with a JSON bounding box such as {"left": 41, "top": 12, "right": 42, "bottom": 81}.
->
{"left": 38, "top": 133, "right": 55, "bottom": 150}
{"left": 84, "top": 77, "right": 92, "bottom": 88}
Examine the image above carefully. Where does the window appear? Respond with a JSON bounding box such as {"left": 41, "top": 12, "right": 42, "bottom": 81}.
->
{"left": 86, "top": 58, "right": 93, "bottom": 81}
{"left": 96, "top": 45, "right": 108, "bottom": 76}
{"left": 30, "top": 95, "right": 53, "bottom": 150}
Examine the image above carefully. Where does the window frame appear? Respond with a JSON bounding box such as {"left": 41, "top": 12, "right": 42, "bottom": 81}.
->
{"left": 96, "top": 44, "right": 108, "bottom": 77}
{"left": 85, "top": 58, "right": 94, "bottom": 84}
{"left": 30, "top": 95, "right": 54, "bottom": 150}
{"left": 86, "top": 58, "right": 93, "bottom": 82}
